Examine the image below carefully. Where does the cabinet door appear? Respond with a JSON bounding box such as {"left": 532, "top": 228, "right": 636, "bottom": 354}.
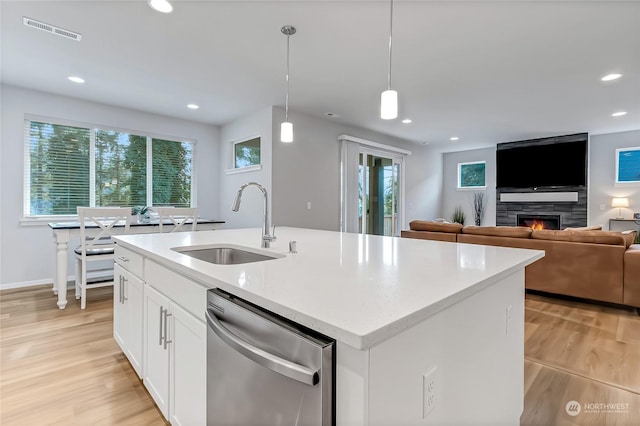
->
{"left": 170, "top": 302, "right": 207, "bottom": 426}
{"left": 113, "top": 263, "right": 127, "bottom": 351}
{"left": 143, "top": 285, "right": 171, "bottom": 420}
{"left": 125, "top": 272, "right": 144, "bottom": 378}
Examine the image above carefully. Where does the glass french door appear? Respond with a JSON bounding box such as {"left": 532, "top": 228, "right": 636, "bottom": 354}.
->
{"left": 358, "top": 150, "right": 402, "bottom": 236}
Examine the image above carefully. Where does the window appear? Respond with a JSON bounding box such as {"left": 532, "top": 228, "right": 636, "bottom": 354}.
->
{"left": 24, "top": 117, "right": 195, "bottom": 217}
{"left": 616, "top": 147, "right": 640, "bottom": 184}
{"left": 458, "top": 161, "right": 486, "bottom": 189}
{"left": 233, "top": 136, "right": 261, "bottom": 169}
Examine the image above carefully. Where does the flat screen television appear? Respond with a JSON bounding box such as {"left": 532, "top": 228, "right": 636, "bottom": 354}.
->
{"left": 496, "top": 139, "right": 587, "bottom": 188}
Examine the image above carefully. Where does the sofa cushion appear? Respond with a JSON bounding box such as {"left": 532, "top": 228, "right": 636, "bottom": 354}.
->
{"left": 461, "top": 226, "right": 532, "bottom": 238}
{"left": 532, "top": 229, "right": 633, "bottom": 246}
{"left": 563, "top": 225, "right": 603, "bottom": 231}
{"left": 409, "top": 220, "right": 463, "bottom": 233}
{"left": 401, "top": 230, "right": 457, "bottom": 242}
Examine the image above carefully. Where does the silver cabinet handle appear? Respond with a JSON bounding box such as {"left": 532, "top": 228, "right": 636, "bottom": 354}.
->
{"left": 163, "top": 311, "right": 172, "bottom": 350}
{"left": 118, "top": 256, "right": 129, "bottom": 262}
{"left": 205, "top": 309, "right": 319, "bottom": 386}
{"left": 159, "top": 306, "right": 165, "bottom": 346}
{"left": 118, "top": 276, "right": 123, "bottom": 304}
{"left": 122, "top": 277, "right": 128, "bottom": 302}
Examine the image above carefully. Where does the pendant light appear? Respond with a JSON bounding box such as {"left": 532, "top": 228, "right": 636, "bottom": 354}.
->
{"left": 281, "top": 25, "right": 296, "bottom": 143}
{"left": 380, "top": 0, "right": 398, "bottom": 120}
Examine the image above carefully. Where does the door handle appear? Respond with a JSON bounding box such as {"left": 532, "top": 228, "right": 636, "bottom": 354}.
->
{"left": 163, "top": 311, "right": 172, "bottom": 350}
{"left": 122, "top": 277, "right": 128, "bottom": 302}
{"left": 119, "top": 276, "right": 123, "bottom": 304}
{"left": 159, "top": 306, "right": 165, "bottom": 346}
{"left": 205, "top": 309, "right": 319, "bottom": 386}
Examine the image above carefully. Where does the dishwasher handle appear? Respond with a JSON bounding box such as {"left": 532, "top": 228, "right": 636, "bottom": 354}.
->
{"left": 206, "top": 309, "right": 320, "bottom": 386}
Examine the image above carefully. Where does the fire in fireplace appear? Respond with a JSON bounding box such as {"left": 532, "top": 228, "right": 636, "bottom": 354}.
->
{"left": 517, "top": 214, "right": 561, "bottom": 230}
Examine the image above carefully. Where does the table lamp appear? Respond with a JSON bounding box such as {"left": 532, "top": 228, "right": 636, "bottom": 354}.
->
{"left": 611, "top": 197, "right": 629, "bottom": 219}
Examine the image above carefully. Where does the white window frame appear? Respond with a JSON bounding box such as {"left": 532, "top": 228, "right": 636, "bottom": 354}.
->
{"left": 457, "top": 161, "right": 487, "bottom": 190}
{"left": 23, "top": 114, "right": 197, "bottom": 220}
{"left": 615, "top": 146, "right": 640, "bottom": 186}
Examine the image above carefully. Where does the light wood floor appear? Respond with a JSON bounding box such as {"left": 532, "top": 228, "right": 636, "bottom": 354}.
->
{"left": 0, "top": 285, "right": 166, "bottom": 425}
{"left": 522, "top": 292, "right": 640, "bottom": 425}
{"left": 1, "top": 286, "right": 639, "bottom": 425}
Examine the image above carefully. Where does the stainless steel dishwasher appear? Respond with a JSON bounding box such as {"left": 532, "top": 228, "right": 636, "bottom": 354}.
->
{"left": 206, "top": 288, "right": 335, "bottom": 425}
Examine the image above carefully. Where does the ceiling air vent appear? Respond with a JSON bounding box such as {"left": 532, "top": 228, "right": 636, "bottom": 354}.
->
{"left": 23, "top": 17, "right": 82, "bottom": 41}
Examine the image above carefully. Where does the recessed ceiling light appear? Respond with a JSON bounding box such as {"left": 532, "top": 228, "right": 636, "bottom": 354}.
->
{"left": 612, "top": 111, "right": 627, "bottom": 117}
{"left": 450, "top": 137, "right": 459, "bottom": 141}
{"left": 68, "top": 76, "right": 85, "bottom": 84}
{"left": 187, "top": 104, "right": 199, "bottom": 110}
{"left": 148, "top": 0, "right": 173, "bottom": 13}
{"left": 601, "top": 73, "right": 622, "bottom": 82}
{"left": 402, "top": 119, "right": 412, "bottom": 124}
{"left": 324, "top": 112, "right": 340, "bottom": 118}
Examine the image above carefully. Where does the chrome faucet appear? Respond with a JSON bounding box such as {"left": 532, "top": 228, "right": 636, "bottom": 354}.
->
{"left": 232, "top": 182, "right": 276, "bottom": 248}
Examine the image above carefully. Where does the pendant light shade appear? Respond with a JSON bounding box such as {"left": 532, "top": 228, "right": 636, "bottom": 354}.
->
{"left": 281, "top": 121, "right": 293, "bottom": 143}
{"left": 380, "top": 0, "right": 398, "bottom": 120}
{"left": 281, "top": 25, "right": 296, "bottom": 143}
{"left": 381, "top": 89, "right": 398, "bottom": 120}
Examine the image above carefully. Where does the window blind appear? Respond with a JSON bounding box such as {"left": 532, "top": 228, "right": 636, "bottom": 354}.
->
{"left": 152, "top": 138, "right": 192, "bottom": 207}
{"left": 25, "top": 120, "right": 91, "bottom": 216}
{"left": 23, "top": 116, "right": 196, "bottom": 217}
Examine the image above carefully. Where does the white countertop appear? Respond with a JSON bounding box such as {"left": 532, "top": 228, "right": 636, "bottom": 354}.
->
{"left": 114, "top": 227, "right": 543, "bottom": 349}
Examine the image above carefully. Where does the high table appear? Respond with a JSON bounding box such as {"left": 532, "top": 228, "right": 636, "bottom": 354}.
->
{"left": 48, "top": 219, "right": 225, "bottom": 309}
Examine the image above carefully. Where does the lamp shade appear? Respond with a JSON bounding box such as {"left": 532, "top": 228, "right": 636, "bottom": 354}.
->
{"left": 280, "top": 121, "right": 293, "bottom": 143}
{"left": 380, "top": 89, "right": 398, "bottom": 120}
{"left": 612, "top": 197, "right": 629, "bottom": 208}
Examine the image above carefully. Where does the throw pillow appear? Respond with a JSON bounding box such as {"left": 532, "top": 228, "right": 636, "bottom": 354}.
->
{"left": 563, "top": 225, "right": 603, "bottom": 231}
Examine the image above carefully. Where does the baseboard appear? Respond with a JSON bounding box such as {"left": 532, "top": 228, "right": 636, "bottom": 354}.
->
{"left": 0, "top": 278, "right": 54, "bottom": 291}
{"left": 0, "top": 270, "right": 112, "bottom": 291}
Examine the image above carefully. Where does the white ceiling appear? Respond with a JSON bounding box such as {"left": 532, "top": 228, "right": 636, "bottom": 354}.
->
{"left": 2, "top": 0, "right": 639, "bottom": 151}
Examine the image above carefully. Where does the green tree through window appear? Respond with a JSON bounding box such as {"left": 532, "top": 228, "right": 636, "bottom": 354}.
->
{"left": 152, "top": 138, "right": 192, "bottom": 207}
{"left": 28, "top": 121, "right": 90, "bottom": 215}
{"left": 25, "top": 118, "right": 194, "bottom": 216}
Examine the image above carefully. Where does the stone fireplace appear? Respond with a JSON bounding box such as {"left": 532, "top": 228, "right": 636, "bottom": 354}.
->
{"left": 517, "top": 214, "right": 561, "bottom": 230}
{"left": 496, "top": 185, "right": 587, "bottom": 228}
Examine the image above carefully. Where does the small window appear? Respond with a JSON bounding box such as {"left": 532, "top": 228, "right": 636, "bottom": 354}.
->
{"left": 234, "top": 136, "right": 261, "bottom": 169}
{"left": 458, "top": 161, "right": 486, "bottom": 189}
{"left": 616, "top": 147, "right": 640, "bottom": 184}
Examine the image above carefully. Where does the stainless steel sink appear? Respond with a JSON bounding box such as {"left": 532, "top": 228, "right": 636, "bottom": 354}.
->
{"left": 173, "top": 245, "right": 281, "bottom": 265}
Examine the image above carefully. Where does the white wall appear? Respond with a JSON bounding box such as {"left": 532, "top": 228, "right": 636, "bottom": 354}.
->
{"left": 589, "top": 130, "right": 640, "bottom": 229}
{"left": 442, "top": 148, "right": 496, "bottom": 226}
{"left": 0, "top": 84, "right": 220, "bottom": 287}
{"left": 271, "top": 107, "right": 441, "bottom": 231}
{"left": 219, "top": 106, "right": 273, "bottom": 229}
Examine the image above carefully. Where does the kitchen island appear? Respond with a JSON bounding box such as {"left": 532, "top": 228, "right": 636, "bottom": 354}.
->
{"left": 113, "top": 227, "right": 543, "bottom": 425}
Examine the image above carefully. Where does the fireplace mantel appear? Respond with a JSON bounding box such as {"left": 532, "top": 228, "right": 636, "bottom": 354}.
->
{"left": 499, "top": 192, "right": 579, "bottom": 203}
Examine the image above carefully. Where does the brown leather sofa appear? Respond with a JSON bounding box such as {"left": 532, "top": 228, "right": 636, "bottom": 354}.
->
{"left": 401, "top": 221, "right": 639, "bottom": 308}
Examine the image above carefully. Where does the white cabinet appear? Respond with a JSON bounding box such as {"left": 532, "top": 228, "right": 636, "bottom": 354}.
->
{"left": 170, "top": 301, "right": 206, "bottom": 426}
{"left": 143, "top": 285, "right": 171, "bottom": 418}
{"left": 113, "top": 258, "right": 144, "bottom": 378}
{"left": 143, "top": 283, "right": 206, "bottom": 424}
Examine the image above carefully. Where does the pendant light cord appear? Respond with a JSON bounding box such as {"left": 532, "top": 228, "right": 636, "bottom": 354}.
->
{"left": 387, "top": 0, "right": 393, "bottom": 90}
{"left": 285, "top": 32, "right": 290, "bottom": 121}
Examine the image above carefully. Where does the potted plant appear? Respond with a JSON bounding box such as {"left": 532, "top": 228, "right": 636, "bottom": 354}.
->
{"left": 451, "top": 205, "right": 466, "bottom": 225}
{"left": 132, "top": 206, "right": 152, "bottom": 223}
